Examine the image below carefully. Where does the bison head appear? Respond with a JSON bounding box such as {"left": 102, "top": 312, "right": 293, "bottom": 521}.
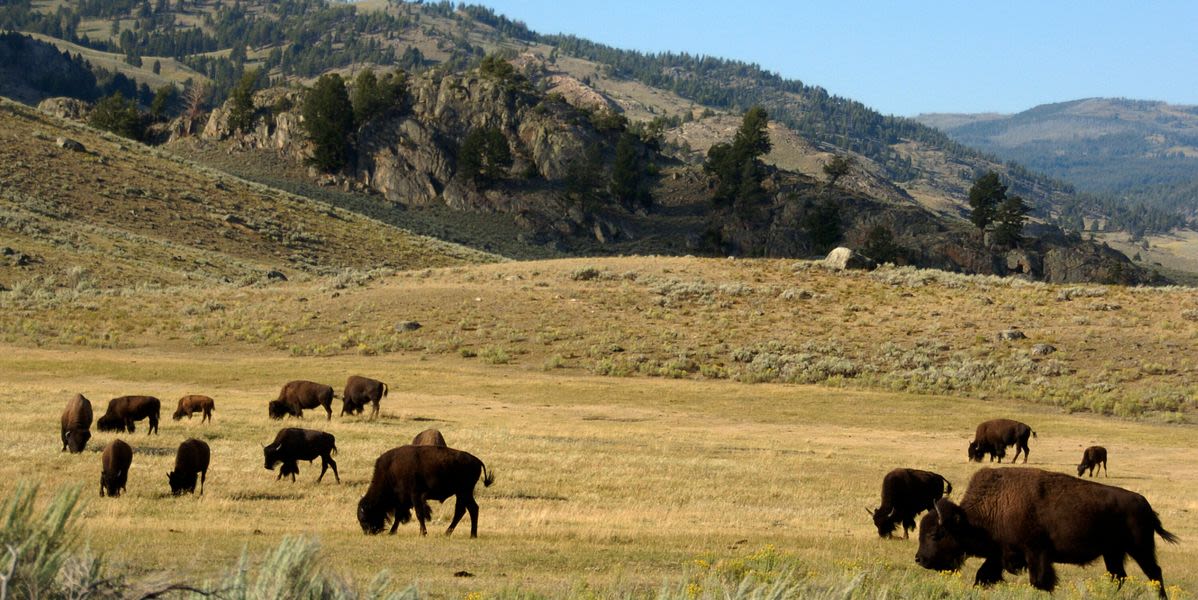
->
{"left": 358, "top": 496, "right": 386, "bottom": 535}
{"left": 96, "top": 414, "right": 122, "bottom": 432}
{"left": 915, "top": 499, "right": 970, "bottom": 572}
{"left": 267, "top": 401, "right": 289, "bottom": 420}
{"left": 263, "top": 443, "right": 282, "bottom": 470}
{"left": 870, "top": 506, "right": 898, "bottom": 538}
{"left": 167, "top": 470, "right": 195, "bottom": 496}
{"left": 100, "top": 469, "right": 123, "bottom": 497}
{"left": 172, "top": 408, "right": 187, "bottom": 421}
{"left": 967, "top": 441, "right": 986, "bottom": 462}
{"left": 65, "top": 430, "right": 91, "bottom": 453}
{"left": 1076, "top": 462, "right": 1088, "bottom": 477}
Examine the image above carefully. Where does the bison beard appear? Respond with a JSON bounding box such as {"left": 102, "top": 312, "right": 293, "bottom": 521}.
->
{"left": 915, "top": 467, "right": 1178, "bottom": 599}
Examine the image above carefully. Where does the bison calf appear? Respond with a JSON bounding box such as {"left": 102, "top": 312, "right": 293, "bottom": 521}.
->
{"left": 168, "top": 438, "right": 210, "bottom": 496}
{"left": 1078, "top": 446, "right": 1108, "bottom": 477}
{"left": 61, "top": 393, "right": 93, "bottom": 453}
{"left": 411, "top": 428, "right": 447, "bottom": 447}
{"left": 342, "top": 375, "right": 388, "bottom": 418}
{"left": 173, "top": 395, "right": 215, "bottom": 423}
{"left": 269, "top": 380, "right": 333, "bottom": 420}
{"left": 967, "top": 418, "right": 1035, "bottom": 463}
{"left": 869, "top": 468, "right": 952, "bottom": 539}
{"left": 915, "top": 467, "right": 1178, "bottom": 599}
{"left": 100, "top": 439, "right": 133, "bottom": 497}
{"left": 97, "top": 396, "right": 160, "bottom": 435}
{"left": 358, "top": 445, "right": 495, "bottom": 538}
{"left": 263, "top": 428, "right": 339, "bottom": 483}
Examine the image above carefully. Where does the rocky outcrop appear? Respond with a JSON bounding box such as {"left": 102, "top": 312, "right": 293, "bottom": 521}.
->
{"left": 823, "top": 247, "right": 876, "bottom": 270}
{"left": 37, "top": 97, "right": 90, "bottom": 120}
{"left": 199, "top": 87, "right": 308, "bottom": 158}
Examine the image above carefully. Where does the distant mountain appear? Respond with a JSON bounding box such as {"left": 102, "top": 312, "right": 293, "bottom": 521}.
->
{"left": 917, "top": 98, "right": 1198, "bottom": 221}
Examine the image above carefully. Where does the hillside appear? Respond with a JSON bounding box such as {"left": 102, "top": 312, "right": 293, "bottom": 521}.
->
{"left": 0, "top": 98, "right": 495, "bottom": 292}
{"left": 917, "top": 98, "right": 1198, "bottom": 224}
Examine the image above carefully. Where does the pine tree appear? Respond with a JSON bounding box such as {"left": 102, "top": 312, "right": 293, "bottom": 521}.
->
{"left": 302, "top": 74, "right": 354, "bottom": 172}
{"left": 457, "top": 126, "right": 511, "bottom": 187}
{"left": 610, "top": 132, "right": 649, "bottom": 210}
{"left": 993, "top": 194, "right": 1030, "bottom": 247}
{"left": 968, "top": 171, "right": 1005, "bottom": 232}
{"left": 227, "top": 68, "right": 259, "bottom": 134}
{"left": 89, "top": 92, "right": 143, "bottom": 140}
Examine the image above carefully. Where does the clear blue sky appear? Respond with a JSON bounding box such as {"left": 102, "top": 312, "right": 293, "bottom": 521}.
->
{"left": 466, "top": 0, "right": 1198, "bottom": 116}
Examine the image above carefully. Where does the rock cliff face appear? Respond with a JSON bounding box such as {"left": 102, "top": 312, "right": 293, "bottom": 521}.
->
{"left": 191, "top": 72, "right": 1148, "bottom": 284}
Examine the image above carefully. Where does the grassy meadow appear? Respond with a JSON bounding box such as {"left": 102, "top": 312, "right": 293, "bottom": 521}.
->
{"left": 2, "top": 256, "right": 1197, "bottom": 597}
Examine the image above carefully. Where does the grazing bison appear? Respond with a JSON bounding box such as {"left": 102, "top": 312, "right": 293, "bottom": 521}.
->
{"left": 60, "top": 393, "right": 93, "bottom": 453}
{"left": 269, "top": 380, "right": 333, "bottom": 420}
{"left": 263, "top": 428, "right": 339, "bottom": 483}
{"left": 967, "top": 418, "right": 1035, "bottom": 463}
{"left": 411, "top": 428, "right": 447, "bottom": 447}
{"left": 168, "top": 438, "right": 210, "bottom": 496}
{"left": 915, "top": 467, "right": 1178, "bottom": 598}
{"left": 96, "top": 396, "right": 160, "bottom": 435}
{"left": 100, "top": 439, "right": 133, "bottom": 497}
{"left": 341, "top": 375, "right": 388, "bottom": 418}
{"left": 357, "top": 445, "right": 495, "bottom": 538}
{"left": 869, "top": 468, "right": 952, "bottom": 539}
{"left": 173, "top": 395, "right": 215, "bottom": 423}
{"left": 1078, "top": 446, "right": 1109, "bottom": 478}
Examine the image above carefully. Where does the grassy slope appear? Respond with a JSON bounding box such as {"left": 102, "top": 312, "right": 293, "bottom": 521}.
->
{"left": 0, "top": 99, "right": 496, "bottom": 290}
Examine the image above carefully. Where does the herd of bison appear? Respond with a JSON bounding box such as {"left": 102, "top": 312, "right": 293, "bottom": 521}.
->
{"left": 57, "top": 377, "right": 1178, "bottom": 597}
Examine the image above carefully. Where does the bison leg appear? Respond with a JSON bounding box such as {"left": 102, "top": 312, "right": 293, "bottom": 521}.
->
{"left": 1026, "top": 552, "right": 1057, "bottom": 593}
{"left": 323, "top": 455, "right": 339, "bottom": 483}
{"left": 371, "top": 401, "right": 379, "bottom": 419}
{"left": 446, "top": 498, "right": 468, "bottom": 536}
{"left": 389, "top": 505, "right": 402, "bottom": 535}
{"left": 149, "top": 415, "right": 159, "bottom": 435}
{"left": 1128, "top": 547, "right": 1167, "bottom": 599}
{"left": 1104, "top": 552, "right": 1128, "bottom": 586}
{"left": 413, "top": 494, "right": 429, "bottom": 536}
{"left": 973, "top": 556, "right": 1004, "bottom": 586}
{"left": 466, "top": 497, "right": 480, "bottom": 538}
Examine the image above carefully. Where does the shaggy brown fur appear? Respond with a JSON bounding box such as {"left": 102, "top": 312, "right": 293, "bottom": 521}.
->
{"left": 967, "top": 418, "right": 1035, "bottom": 463}
{"left": 60, "top": 393, "right": 93, "bottom": 453}
{"left": 411, "top": 428, "right": 448, "bottom": 447}
{"left": 869, "top": 468, "right": 951, "bottom": 539}
{"left": 100, "top": 439, "right": 132, "bottom": 497}
{"left": 168, "top": 438, "right": 210, "bottom": 495}
{"left": 172, "top": 395, "right": 215, "bottom": 423}
{"left": 341, "top": 375, "right": 388, "bottom": 418}
{"left": 269, "top": 380, "right": 333, "bottom": 420}
{"left": 96, "top": 396, "right": 160, "bottom": 434}
{"left": 1078, "top": 446, "right": 1109, "bottom": 477}
{"left": 263, "top": 428, "right": 339, "bottom": 483}
{"left": 916, "top": 467, "right": 1178, "bottom": 598}
{"left": 357, "top": 445, "right": 495, "bottom": 538}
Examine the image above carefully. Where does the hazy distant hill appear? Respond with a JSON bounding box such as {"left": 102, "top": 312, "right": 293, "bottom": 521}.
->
{"left": 918, "top": 98, "right": 1198, "bottom": 220}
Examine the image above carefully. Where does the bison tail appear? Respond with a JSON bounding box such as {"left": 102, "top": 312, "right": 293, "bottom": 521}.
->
{"left": 942, "top": 477, "right": 953, "bottom": 496}
{"left": 383, "top": 382, "right": 389, "bottom": 397}
{"left": 482, "top": 464, "right": 496, "bottom": 488}
{"left": 330, "top": 443, "right": 338, "bottom": 457}
{"left": 1031, "top": 430, "right": 1038, "bottom": 438}
{"left": 1156, "top": 519, "right": 1180, "bottom": 544}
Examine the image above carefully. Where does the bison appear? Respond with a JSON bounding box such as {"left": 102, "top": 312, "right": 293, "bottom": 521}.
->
{"left": 96, "top": 396, "right": 160, "bottom": 435}
{"left": 100, "top": 439, "right": 133, "bottom": 497}
{"left": 263, "top": 428, "right": 339, "bottom": 483}
{"left": 915, "top": 467, "right": 1178, "bottom": 598}
{"left": 269, "top": 380, "right": 333, "bottom": 420}
{"left": 342, "top": 375, "right": 388, "bottom": 418}
{"left": 1078, "top": 446, "right": 1109, "bottom": 478}
{"left": 411, "top": 428, "right": 447, "bottom": 447}
{"left": 357, "top": 445, "right": 495, "bottom": 538}
{"left": 967, "top": 418, "right": 1035, "bottom": 463}
{"left": 60, "top": 393, "right": 93, "bottom": 453}
{"left": 868, "top": 468, "right": 952, "bottom": 539}
{"left": 167, "top": 438, "right": 210, "bottom": 496}
{"left": 173, "top": 395, "right": 215, "bottom": 423}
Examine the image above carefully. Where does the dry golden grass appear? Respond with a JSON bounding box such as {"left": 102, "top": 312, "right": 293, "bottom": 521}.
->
{"left": 0, "top": 341, "right": 1194, "bottom": 598}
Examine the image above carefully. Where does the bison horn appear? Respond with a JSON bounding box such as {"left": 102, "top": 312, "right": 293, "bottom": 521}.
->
{"left": 865, "top": 507, "right": 873, "bottom": 516}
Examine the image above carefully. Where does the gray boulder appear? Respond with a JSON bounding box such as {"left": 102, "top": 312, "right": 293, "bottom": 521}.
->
{"left": 823, "top": 247, "right": 876, "bottom": 271}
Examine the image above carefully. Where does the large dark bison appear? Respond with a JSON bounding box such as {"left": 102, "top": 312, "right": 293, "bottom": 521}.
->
{"left": 100, "top": 439, "right": 133, "bottom": 497}
{"left": 967, "top": 418, "right": 1035, "bottom": 463}
{"left": 341, "top": 375, "right": 388, "bottom": 418}
{"left": 868, "top": 468, "right": 952, "bottom": 539}
{"left": 357, "top": 445, "right": 495, "bottom": 538}
{"left": 173, "top": 395, "right": 215, "bottom": 423}
{"left": 1078, "top": 446, "right": 1109, "bottom": 478}
{"left": 60, "top": 393, "right": 93, "bottom": 453}
{"left": 168, "top": 438, "right": 210, "bottom": 496}
{"left": 411, "top": 428, "right": 447, "bottom": 447}
{"left": 915, "top": 467, "right": 1178, "bottom": 598}
{"left": 268, "top": 380, "right": 333, "bottom": 420}
{"left": 96, "top": 396, "right": 160, "bottom": 435}
{"left": 263, "top": 428, "right": 339, "bottom": 483}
